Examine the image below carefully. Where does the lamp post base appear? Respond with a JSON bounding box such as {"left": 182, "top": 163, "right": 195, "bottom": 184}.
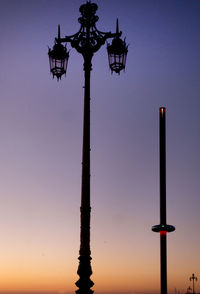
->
{"left": 75, "top": 255, "right": 94, "bottom": 294}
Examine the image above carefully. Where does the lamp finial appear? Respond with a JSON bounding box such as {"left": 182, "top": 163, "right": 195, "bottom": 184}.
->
{"left": 116, "top": 18, "right": 119, "bottom": 35}
{"left": 58, "top": 24, "right": 61, "bottom": 40}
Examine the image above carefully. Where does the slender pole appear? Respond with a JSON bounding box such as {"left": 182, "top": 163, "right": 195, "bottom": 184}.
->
{"left": 160, "top": 107, "right": 167, "bottom": 294}
{"left": 152, "top": 107, "right": 175, "bottom": 294}
{"left": 80, "top": 56, "right": 92, "bottom": 257}
{"left": 160, "top": 107, "right": 166, "bottom": 225}
{"left": 75, "top": 53, "right": 94, "bottom": 294}
{"left": 160, "top": 231, "right": 167, "bottom": 294}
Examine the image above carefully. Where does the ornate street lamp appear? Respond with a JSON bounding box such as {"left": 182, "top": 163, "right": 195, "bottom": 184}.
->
{"left": 48, "top": 2, "right": 128, "bottom": 294}
{"left": 186, "top": 286, "right": 192, "bottom": 294}
{"left": 189, "top": 273, "right": 197, "bottom": 294}
{"left": 107, "top": 19, "right": 128, "bottom": 74}
{"left": 48, "top": 26, "right": 69, "bottom": 80}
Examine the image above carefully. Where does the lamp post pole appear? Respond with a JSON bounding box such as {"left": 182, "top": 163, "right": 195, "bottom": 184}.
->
{"left": 76, "top": 53, "right": 93, "bottom": 294}
{"left": 48, "top": 3, "right": 128, "bottom": 294}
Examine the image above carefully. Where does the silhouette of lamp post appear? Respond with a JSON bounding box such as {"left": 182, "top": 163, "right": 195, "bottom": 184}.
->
{"left": 189, "top": 273, "right": 197, "bottom": 294}
{"left": 152, "top": 107, "right": 175, "bottom": 294}
{"left": 48, "top": 2, "right": 128, "bottom": 294}
{"left": 186, "top": 286, "right": 192, "bottom": 294}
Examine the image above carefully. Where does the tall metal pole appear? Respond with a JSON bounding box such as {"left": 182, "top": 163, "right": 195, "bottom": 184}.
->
{"left": 75, "top": 52, "right": 94, "bottom": 294}
{"left": 160, "top": 107, "right": 167, "bottom": 294}
{"left": 152, "top": 107, "right": 175, "bottom": 294}
{"left": 160, "top": 107, "right": 166, "bottom": 226}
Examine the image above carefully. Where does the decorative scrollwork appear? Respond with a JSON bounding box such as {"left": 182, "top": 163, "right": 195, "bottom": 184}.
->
{"left": 70, "top": 26, "right": 107, "bottom": 54}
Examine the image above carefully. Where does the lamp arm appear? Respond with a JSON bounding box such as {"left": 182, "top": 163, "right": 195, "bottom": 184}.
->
{"left": 55, "top": 25, "right": 122, "bottom": 46}
{"left": 94, "top": 26, "right": 122, "bottom": 40}
{"left": 55, "top": 24, "right": 123, "bottom": 56}
{"left": 55, "top": 32, "right": 80, "bottom": 44}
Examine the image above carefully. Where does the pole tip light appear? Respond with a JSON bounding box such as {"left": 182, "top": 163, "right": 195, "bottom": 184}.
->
{"left": 160, "top": 107, "right": 166, "bottom": 114}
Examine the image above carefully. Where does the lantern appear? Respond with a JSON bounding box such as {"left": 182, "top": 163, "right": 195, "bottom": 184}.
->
{"left": 48, "top": 42, "right": 69, "bottom": 80}
{"left": 48, "top": 25, "right": 69, "bottom": 80}
{"left": 107, "top": 20, "right": 128, "bottom": 74}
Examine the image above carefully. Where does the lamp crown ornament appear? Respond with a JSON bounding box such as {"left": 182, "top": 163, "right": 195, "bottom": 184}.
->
{"left": 79, "top": 1, "right": 98, "bottom": 26}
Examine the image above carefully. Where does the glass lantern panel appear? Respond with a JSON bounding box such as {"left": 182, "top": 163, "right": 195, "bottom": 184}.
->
{"left": 50, "top": 58, "right": 56, "bottom": 70}
{"left": 110, "top": 54, "right": 115, "bottom": 65}
{"left": 55, "top": 59, "right": 62, "bottom": 68}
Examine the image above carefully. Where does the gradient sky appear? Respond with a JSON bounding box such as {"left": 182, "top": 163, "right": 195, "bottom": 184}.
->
{"left": 0, "top": 1, "right": 200, "bottom": 294}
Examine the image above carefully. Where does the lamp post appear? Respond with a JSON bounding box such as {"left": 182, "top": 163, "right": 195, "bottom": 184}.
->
{"left": 152, "top": 107, "right": 175, "bottom": 294}
{"left": 186, "top": 286, "right": 192, "bottom": 294}
{"left": 189, "top": 273, "right": 197, "bottom": 294}
{"left": 48, "top": 2, "right": 128, "bottom": 294}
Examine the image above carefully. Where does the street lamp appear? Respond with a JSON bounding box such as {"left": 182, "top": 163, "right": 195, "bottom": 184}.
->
{"left": 48, "top": 26, "right": 69, "bottom": 80}
{"left": 186, "top": 286, "right": 192, "bottom": 294}
{"left": 48, "top": 2, "right": 128, "bottom": 294}
{"left": 189, "top": 273, "right": 197, "bottom": 294}
{"left": 107, "top": 19, "right": 128, "bottom": 74}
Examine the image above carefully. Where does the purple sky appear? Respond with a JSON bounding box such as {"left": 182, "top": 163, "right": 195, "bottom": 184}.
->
{"left": 0, "top": 1, "right": 200, "bottom": 294}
